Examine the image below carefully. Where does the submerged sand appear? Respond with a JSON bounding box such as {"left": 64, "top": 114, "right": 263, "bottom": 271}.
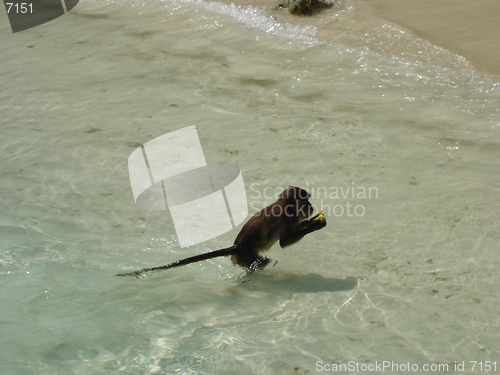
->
{"left": 356, "top": 0, "right": 500, "bottom": 79}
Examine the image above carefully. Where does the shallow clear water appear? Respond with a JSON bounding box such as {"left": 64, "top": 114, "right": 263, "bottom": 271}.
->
{"left": 0, "top": 0, "right": 499, "bottom": 374}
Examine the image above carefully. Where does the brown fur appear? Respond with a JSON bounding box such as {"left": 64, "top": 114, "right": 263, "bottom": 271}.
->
{"left": 116, "top": 186, "right": 326, "bottom": 276}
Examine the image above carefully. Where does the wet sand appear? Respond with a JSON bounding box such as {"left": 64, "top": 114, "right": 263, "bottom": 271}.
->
{"left": 356, "top": 0, "right": 500, "bottom": 79}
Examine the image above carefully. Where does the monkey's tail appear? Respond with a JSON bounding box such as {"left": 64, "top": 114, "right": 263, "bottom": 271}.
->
{"left": 116, "top": 246, "right": 238, "bottom": 277}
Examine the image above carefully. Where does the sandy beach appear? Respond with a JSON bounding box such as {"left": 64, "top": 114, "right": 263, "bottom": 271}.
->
{"left": 356, "top": 0, "right": 500, "bottom": 79}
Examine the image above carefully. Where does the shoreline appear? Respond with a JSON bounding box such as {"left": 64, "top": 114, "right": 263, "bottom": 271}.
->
{"left": 355, "top": 0, "right": 500, "bottom": 80}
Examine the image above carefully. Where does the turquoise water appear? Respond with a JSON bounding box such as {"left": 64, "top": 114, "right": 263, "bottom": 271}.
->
{"left": 0, "top": 0, "right": 499, "bottom": 374}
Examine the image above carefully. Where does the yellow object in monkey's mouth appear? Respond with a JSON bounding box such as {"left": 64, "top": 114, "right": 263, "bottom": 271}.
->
{"left": 312, "top": 210, "right": 326, "bottom": 223}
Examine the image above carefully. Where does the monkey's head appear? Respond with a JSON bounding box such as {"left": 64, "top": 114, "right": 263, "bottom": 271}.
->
{"left": 280, "top": 186, "right": 314, "bottom": 221}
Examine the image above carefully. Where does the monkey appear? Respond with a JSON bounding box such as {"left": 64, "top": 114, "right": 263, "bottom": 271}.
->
{"left": 116, "top": 186, "right": 326, "bottom": 277}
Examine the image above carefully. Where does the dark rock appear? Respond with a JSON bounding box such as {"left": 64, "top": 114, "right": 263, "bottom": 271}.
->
{"left": 275, "top": 0, "right": 336, "bottom": 16}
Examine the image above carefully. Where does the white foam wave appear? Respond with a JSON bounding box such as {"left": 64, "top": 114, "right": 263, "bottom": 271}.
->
{"left": 165, "top": 0, "right": 320, "bottom": 43}
{"left": 92, "top": 0, "right": 321, "bottom": 44}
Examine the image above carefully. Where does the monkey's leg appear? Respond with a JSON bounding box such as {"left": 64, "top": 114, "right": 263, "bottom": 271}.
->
{"left": 279, "top": 212, "right": 326, "bottom": 247}
{"left": 247, "top": 256, "right": 271, "bottom": 272}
